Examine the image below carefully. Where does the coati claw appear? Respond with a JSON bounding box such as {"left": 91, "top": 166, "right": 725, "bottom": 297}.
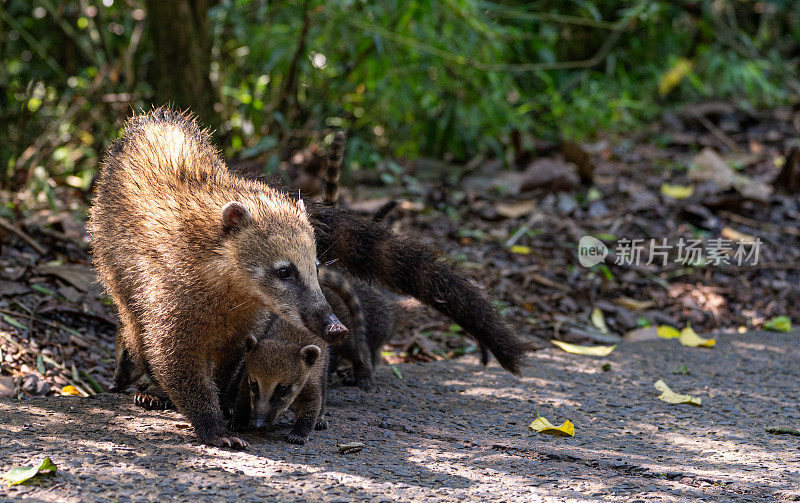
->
{"left": 285, "top": 433, "right": 307, "bottom": 445}
{"left": 133, "top": 392, "right": 173, "bottom": 411}
{"left": 206, "top": 434, "right": 249, "bottom": 450}
{"left": 314, "top": 419, "right": 328, "bottom": 430}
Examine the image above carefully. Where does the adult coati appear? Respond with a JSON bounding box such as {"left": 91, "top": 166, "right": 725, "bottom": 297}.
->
{"left": 89, "top": 108, "right": 348, "bottom": 449}
{"left": 101, "top": 109, "right": 533, "bottom": 440}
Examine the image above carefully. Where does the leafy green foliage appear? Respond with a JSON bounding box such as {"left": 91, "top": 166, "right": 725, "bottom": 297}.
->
{"left": 1, "top": 0, "right": 798, "bottom": 205}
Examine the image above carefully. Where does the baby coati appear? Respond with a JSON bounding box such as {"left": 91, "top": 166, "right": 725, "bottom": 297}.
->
{"left": 226, "top": 268, "right": 392, "bottom": 443}
{"left": 225, "top": 313, "right": 329, "bottom": 445}
{"left": 89, "top": 108, "right": 348, "bottom": 449}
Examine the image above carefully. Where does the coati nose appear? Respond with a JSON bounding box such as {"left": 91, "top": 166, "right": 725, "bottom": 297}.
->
{"left": 324, "top": 314, "right": 349, "bottom": 344}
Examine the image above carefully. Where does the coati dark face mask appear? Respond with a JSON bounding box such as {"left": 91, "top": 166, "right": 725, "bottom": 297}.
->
{"left": 219, "top": 200, "right": 348, "bottom": 344}
{"left": 244, "top": 336, "right": 320, "bottom": 428}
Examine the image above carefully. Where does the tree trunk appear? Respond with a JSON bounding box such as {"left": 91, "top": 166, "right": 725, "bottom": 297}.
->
{"left": 145, "top": 0, "right": 218, "bottom": 129}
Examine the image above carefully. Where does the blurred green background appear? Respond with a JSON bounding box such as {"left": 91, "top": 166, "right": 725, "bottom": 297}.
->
{"left": 1, "top": 0, "right": 798, "bottom": 205}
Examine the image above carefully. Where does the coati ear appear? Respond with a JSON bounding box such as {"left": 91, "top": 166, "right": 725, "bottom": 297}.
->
{"left": 300, "top": 344, "right": 320, "bottom": 367}
{"left": 221, "top": 201, "right": 252, "bottom": 234}
{"left": 295, "top": 198, "right": 306, "bottom": 214}
{"left": 245, "top": 334, "right": 258, "bottom": 352}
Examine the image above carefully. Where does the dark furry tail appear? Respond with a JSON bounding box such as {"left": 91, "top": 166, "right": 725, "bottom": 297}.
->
{"left": 308, "top": 204, "right": 534, "bottom": 375}
{"left": 323, "top": 131, "right": 347, "bottom": 205}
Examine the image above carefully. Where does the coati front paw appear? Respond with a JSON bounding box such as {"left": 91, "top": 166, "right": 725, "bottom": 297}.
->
{"left": 315, "top": 419, "right": 328, "bottom": 430}
{"left": 205, "top": 433, "right": 249, "bottom": 450}
{"left": 285, "top": 433, "right": 307, "bottom": 445}
{"left": 133, "top": 392, "right": 174, "bottom": 410}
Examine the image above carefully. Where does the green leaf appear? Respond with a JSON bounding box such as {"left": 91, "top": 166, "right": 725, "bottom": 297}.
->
{"left": 764, "top": 315, "right": 791, "bottom": 333}
{"left": 31, "top": 284, "right": 57, "bottom": 297}
{"left": 2, "top": 314, "right": 27, "bottom": 331}
{"left": 391, "top": 365, "right": 403, "bottom": 379}
{"left": 673, "top": 364, "right": 690, "bottom": 375}
{"left": 2, "top": 458, "right": 57, "bottom": 486}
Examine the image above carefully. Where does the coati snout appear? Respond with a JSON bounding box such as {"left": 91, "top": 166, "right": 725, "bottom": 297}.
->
{"left": 243, "top": 335, "right": 321, "bottom": 428}
{"left": 219, "top": 201, "right": 347, "bottom": 342}
{"left": 300, "top": 305, "right": 349, "bottom": 344}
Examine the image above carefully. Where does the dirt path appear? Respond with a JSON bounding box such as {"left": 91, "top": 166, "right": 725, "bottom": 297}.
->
{"left": 1, "top": 330, "right": 798, "bottom": 502}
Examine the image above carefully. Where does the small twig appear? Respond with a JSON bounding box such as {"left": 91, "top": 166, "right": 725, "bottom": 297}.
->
{"left": 719, "top": 211, "right": 800, "bottom": 237}
{"left": 0, "top": 309, "right": 111, "bottom": 358}
{"left": 0, "top": 216, "right": 47, "bottom": 255}
{"left": 692, "top": 113, "right": 740, "bottom": 152}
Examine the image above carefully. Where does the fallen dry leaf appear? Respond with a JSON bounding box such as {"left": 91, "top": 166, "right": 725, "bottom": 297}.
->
{"left": 615, "top": 296, "right": 654, "bottom": 311}
{"left": 496, "top": 200, "right": 537, "bottom": 219}
{"left": 721, "top": 227, "right": 756, "bottom": 243}
{"left": 657, "top": 325, "right": 681, "bottom": 339}
{"left": 529, "top": 416, "right": 575, "bottom": 437}
{"left": 551, "top": 340, "right": 616, "bottom": 356}
{"left": 591, "top": 307, "right": 609, "bottom": 334}
{"left": 660, "top": 183, "right": 694, "bottom": 199}
{"left": 678, "top": 326, "right": 716, "bottom": 348}
{"left": 510, "top": 245, "right": 532, "bottom": 255}
{"left": 654, "top": 379, "right": 701, "bottom": 406}
{"left": 60, "top": 385, "right": 80, "bottom": 396}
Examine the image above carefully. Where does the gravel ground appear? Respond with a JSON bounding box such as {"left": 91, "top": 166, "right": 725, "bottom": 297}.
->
{"left": 1, "top": 330, "right": 798, "bottom": 502}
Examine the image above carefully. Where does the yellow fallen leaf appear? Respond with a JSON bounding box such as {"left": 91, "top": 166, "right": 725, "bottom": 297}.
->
{"left": 657, "top": 325, "right": 681, "bottom": 339}
{"left": 658, "top": 57, "right": 693, "bottom": 96}
{"left": 737, "top": 326, "right": 747, "bottom": 334}
{"left": 591, "top": 307, "right": 609, "bottom": 334}
{"left": 551, "top": 340, "right": 616, "bottom": 357}
{"left": 60, "top": 385, "right": 80, "bottom": 396}
{"left": 529, "top": 417, "right": 575, "bottom": 437}
{"left": 678, "top": 326, "right": 716, "bottom": 348}
{"left": 615, "top": 296, "right": 654, "bottom": 311}
{"left": 510, "top": 245, "right": 531, "bottom": 255}
{"left": 654, "top": 379, "right": 701, "bottom": 406}
{"left": 661, "top": 183, "right": 694, "bottom": 199}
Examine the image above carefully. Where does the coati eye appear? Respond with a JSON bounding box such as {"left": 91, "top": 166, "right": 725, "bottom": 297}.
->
{"left": 276, "top": 267, "right": 293, "bottom": 280}
{"left": 274, "top": 384, "right": 290, "bottom": 397}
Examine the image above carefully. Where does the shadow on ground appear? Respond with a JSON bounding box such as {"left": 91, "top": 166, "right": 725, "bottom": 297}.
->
{"left": 2, "top": 331, "right": 799, "bottom": 502}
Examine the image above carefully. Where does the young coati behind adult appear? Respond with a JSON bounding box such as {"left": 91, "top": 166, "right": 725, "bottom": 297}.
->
{"left": 89, "top": 108, "right": 349, "bottom": 449}
{"left": 318, "top": 143, "right": 396, "bottom": 389}
{"left": 326, "top": 276, "right": 395, "bottom": 390}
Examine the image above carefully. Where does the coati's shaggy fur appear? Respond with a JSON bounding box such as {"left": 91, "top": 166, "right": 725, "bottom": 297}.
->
{"left": 327, "top": 277, "right": 395, "bottom": 390}
{"left": 226, "top": 313, "right": 329, "bottom": 445}
{"left": 89, "top": 108, "right": 347, "bottom": 449}
{"left": 323, "top": 130, "right": 347, "bottom": 205}
{"left": 307, "top": 204, "right": 534, "bottom": 374}
{"left": 226, "top": 268, "right": 392, "bottom": 443}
